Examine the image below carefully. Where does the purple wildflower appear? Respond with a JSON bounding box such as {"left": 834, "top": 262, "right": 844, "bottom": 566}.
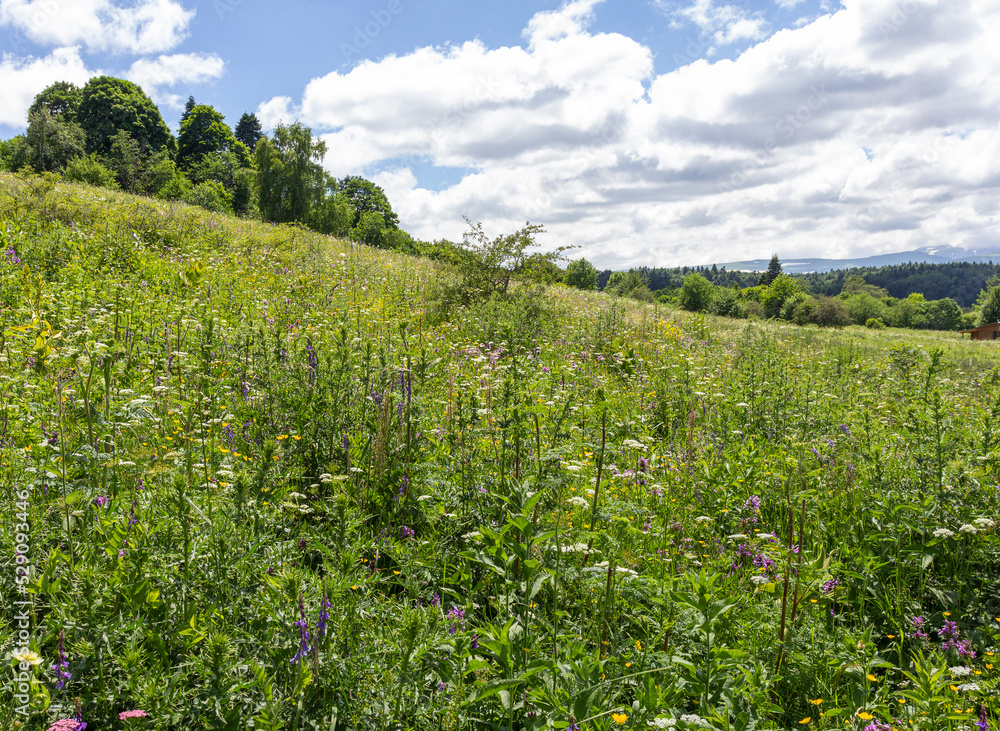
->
{"left": 977, "top": 705, "right": 989, "bottom": 731}
{"left": 446, "top": 607, "right": 466, "bottom": 635}
{"left": 821, "top": 578, "right": 840, "bottom": 594}
{"left": 51, "top": 631, "right": 70, "bottom": 690}
{"left": 290, "top": 594, "right": 310, "bottom": 664}
{"left": 908, "top": 615, "right": 929, "bottom": 641}
{"left": 316, "top": 590, "right": 332, "bottom": 640}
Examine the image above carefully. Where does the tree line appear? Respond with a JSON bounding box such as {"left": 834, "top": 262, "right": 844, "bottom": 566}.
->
{"left": 0, "top": 77, "right": 409, "bottom": 249}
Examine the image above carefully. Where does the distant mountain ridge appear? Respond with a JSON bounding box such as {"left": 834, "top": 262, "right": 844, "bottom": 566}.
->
{"left": 714, "top": 246, "right": 1000, "bottom": 274}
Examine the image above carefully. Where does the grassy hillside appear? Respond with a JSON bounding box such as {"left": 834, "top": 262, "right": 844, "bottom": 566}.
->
{"left": 1, "top": 172, "right": 999, "bottom": 730}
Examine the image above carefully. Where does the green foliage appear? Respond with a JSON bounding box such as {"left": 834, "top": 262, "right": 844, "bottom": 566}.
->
{"left": 433, "top": 219, "right": 561, "bottom": 309}
{"left": 679, "top": 272, "right": 715, "bottom": 312}
{"left": 866, "top": 317, "right": 886, "bottom": 329}
{"left": 978, "top": 285, "right": 1000, "bottom": 326}
{"left": 28, "top": 80, "right": 82, "bottom": 120}
{"left": 3, "top": 173, "right": 1000, "bottom": 731}
{"left": 183, "top": 179, "right": 232, "bottom": 213}
{"left": 760, "top": 274, "right": 800, "bottom": 318}
{"left": 77, "top": 75, "right": 174, "bottom": 154}
{"left": 758, "top": 253, "right": 782, "bottom": 286}
{"left": 177, "top": 104, "right": 237, "bottom": 170}
{"left": 23, "top": 109, "right": 86, "bottom": 172}
{"left": 234, "top": 111, "right": 264, "bottom": 151}
{"left": 255, "top": 122, "right": 327, "bottom": 224}
{"left": 63, "top": 154, "right": 119, "bottom": 189}
{"left": 605, "top": 269, "right": 650, "bottom": 299}
{"left": 351, "top": 209, "right": 389, "bottom": 248}
{"left": 564, "top": 257, "right": 598, "bottom": 290}
{"left": 340, "top": 175, "right": 400, "bottom": 229}
{"left": 709, "top": 286, "right": 744, "bottom": 318}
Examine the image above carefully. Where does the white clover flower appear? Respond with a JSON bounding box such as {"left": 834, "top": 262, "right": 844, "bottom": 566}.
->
{"left": 933, "top": 528, "right": 955, "bottom": 539}
{"left": 974, "top": 517, "right": 995, "bottom": 530}
{"left": 950, "top": 666, "right": 973, "bottom": 677}
{"left": 959, "top": 524, "right": 977, "bottom": 534}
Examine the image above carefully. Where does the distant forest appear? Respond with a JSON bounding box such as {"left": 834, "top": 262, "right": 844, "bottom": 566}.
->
{"left": 599, "top": 261, "right": 1000, "bottom": 308}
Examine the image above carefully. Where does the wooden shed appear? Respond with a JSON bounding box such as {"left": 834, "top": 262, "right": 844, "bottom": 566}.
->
{"left": 961, "top": 322, "right": 1000, "bottom": 341}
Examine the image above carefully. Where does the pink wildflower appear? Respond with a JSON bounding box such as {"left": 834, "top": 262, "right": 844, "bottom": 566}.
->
{"left": 119, "top": 709, "right": 149, "bottom": 720}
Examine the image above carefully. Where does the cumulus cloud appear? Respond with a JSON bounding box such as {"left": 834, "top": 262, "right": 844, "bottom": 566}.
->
{"left": 0, "top": 0, "right": 194, "bottom": 55}
{"left": 247, "top": 0, "right": 1000, "bottom": 267}
{"left": 0, "top": 47, "right": 93, "bottom": 126}
{"left": 126, "top": 53, "right": 226, "bottom": 108}
{"left": 674, "top": 0, "right": 769, "bottom": 46}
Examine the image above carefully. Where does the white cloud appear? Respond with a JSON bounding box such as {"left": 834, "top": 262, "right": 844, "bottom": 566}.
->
{"left": 671, "top": 0, "right": 768, "bottom": 46}
{"left": 0, "top": 47, "right": 93, "bottom": 126}
{"left": 259, "top": 0, "right": 1000, "bottom": 267}
{"left": 774, "top": 0, "right": 806, "bottom": 8}
{"left": 256, "top": 96, "right": 298, "bottom": 131}
{"left": 0, "top": 0, "right": 194, "bottom": 55}
{"left": 126, "top": 53, "right": 225, "bottom": 108}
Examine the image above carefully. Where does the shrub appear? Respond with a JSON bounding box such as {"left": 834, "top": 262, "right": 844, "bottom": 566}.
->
{"left": 63, "top": 154, "right": 119, "bottom": 189}
{"left": 679, "top": 272, "right": 715, "bottom": 312}
{"left": 811, "top": 296, "right": 852, "bottom": 327}
{"left": 183, "top": 180, "right": 232, "bottom": 213}
{"left": 866, "top": 317, "right": 886, "bottom": 329}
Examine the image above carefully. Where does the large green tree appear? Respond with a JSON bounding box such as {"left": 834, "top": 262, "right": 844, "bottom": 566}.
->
{"left": 77, "top": 76, "right": 174, "bottom": 155}
{"left": 177, "top": 104, "right": 237, "bottom": 170}
{"left": 24, "top": 109, "right": 86, "bottom": 172}
{"left": 255, "top": 122, "right": 328, "bottom": 224}
{"left": 679, "top": 272, "right": 715, "bottom": 312}
{"left": 758, "top": 254, "right": 783, "bottom": 286}
{"left": 564, "top": 258, "right": 598, "bottom": 290}
{"left": 28, "top": 81, "right": 82, "bottom": 120}
{"left": 339, "top": 176, "right": 399, "bottom": 230}
{"left": 235, "top": 112, "right": 264, "bottom": 151}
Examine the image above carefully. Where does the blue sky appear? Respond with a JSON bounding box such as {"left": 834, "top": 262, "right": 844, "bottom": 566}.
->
{"left": 2, "top": 0, "right": 998, "bottom": 268}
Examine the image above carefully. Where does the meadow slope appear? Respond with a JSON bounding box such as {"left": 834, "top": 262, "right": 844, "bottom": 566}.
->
{"left": 1, "top": 172, "right": 999, "bottom": 730}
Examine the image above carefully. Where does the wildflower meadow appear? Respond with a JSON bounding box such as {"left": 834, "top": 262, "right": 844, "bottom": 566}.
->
{"left": 1, "top": 172, "right": 999, "bottom": 730}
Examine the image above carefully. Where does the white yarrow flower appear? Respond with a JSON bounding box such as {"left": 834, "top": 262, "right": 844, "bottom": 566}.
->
{"left": 933, "top": 528, "right": 955, "bottom": 539}
{"left": 957, "top": 682, "right": 980, "bottom": 692}
{"left": 959, "top": 524, "right": 977, "bottom": 534}
{"left": 950, "top": 666, "right": 972, "bottom": 677}
{"left": 974, "top": 517, "right": 995, "bottom": 529}
{"left": 648, "top": 719, "right": 677, "bottom": 729}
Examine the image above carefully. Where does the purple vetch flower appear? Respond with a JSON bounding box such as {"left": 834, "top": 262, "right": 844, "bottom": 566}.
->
{"left": 821, "top": 578, "right": 840, "bottom": 594}
{"left": 399, "top": 525, "right": 414, "bottom": 539}
{"left": 52, "top": 630, "right": 70, "bottom": 690}
{"left": 471, "top": 634, "right": 479, "bottom": 649}
{"left": 316, "top": 591, "right": 332, "bottom": 639}
{"left": 977, "top": 705, "right": 989, "bottom": 731}
{"left": 290, "top": 594, "right": 311, "bottom": 664}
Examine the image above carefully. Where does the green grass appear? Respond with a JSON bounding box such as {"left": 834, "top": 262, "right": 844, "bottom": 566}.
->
{"left": 1, "top": 171, "right": 999, "bottom": 731}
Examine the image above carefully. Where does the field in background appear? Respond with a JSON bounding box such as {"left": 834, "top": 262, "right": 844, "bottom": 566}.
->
{"left": 1, "top": 172, "right": 999, "bottom": 730}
